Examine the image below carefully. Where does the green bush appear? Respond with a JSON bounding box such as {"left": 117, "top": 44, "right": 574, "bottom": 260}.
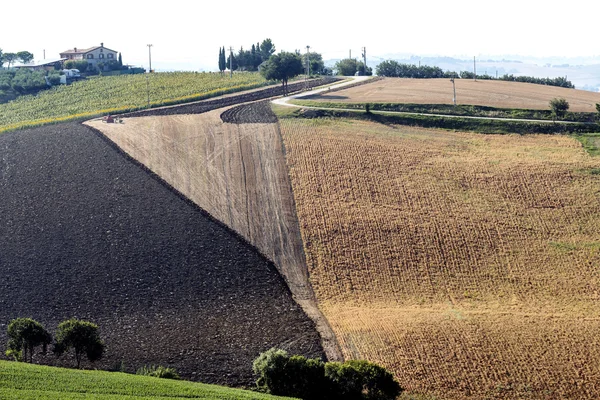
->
{"left": 325, "top": 360, "right": 402, "bottom": 400}
{"left": 253, "top": 349, "right": 402, "bottom": 400}
{"left": 136, "top": 365, "right": 180, "bottom": 380}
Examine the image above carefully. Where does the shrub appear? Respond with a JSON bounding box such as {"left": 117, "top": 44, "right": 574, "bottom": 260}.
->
{"left": 549, "top": 97, "right": 569, "bottom": 121}
{"left": 136, "top": 365, "right": 180, "bottom": 380}
{"left": 325, "top": 360, "right": 402, "bottom": 400}
{"left": 253, "top": 349, "right": 402, "bottom": 400}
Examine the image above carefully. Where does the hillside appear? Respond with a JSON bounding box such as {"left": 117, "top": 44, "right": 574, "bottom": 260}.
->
{"left": 0, "top": 360, "right": 294, "bottom": 399}
{"left": 309, "top": 77, "right": 600, "bottom": 112}
{"left": 0, "top": 122, "right": 323, "bottom": 385}
{"left": 279, "top": 116, "right": 600, "bottom": 399}
{"left": 87, "top": 101, "right": 342, "bottom": 361}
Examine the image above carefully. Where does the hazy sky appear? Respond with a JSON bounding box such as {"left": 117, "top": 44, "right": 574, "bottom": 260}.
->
{"left": 3, "top": 0, "right": 599, "bottom": 71}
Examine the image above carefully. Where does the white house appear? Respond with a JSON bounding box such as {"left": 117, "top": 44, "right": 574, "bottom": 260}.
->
{"left": 59, "top": 43, "right": 118, "bottom": 70}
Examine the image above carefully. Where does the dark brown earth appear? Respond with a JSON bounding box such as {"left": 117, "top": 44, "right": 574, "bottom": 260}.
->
{"left": 0, "top": 122, "right": 323, "bottom": 386}
{"left": 220, "top": 101, "right": 278, "bottom": 124}
{"left": 125, "top": 77, "right": 338, "bottom": 118}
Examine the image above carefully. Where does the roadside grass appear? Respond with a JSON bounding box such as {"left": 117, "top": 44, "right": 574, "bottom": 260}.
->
{"left": 573, "top": 133, "right": 600, "bottom": 156}
{"left": 0, "top": 360, "right": 294, "bottom": 400}
{"left": 277, "top": 105, "right": 600, "bottom": 135}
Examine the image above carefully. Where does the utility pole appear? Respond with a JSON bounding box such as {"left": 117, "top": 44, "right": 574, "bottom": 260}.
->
{"left": 473, "top": 56, "right": 476, "bottom": 81}
{"left": 147, "top": 44, "right": 153, "bottom": 73}
{"left": 349, "top": 49, "right": 351, "bottom": 60}
{"left": 229, "top": 46, "right": 233, "bottom": 78}
{"left": 43, "top": 49, "right": 45, "bottom": 60}
{"left": 361, "top": 47, "right": 367, "bottom": 75}
{"left": 305, "top": 45, "right": 311, "bottom": 90}
{"left": 450, "top": 74, "right": 457, "bottom": 106}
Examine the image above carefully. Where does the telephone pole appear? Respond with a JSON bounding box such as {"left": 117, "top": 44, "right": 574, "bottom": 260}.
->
{"left": 147, "top": 44, "right": 153, "bottom": 73}
{"left": 229, "top": 46, "right": 234, "bottom": 78}
{"left": 473, "top": 56, "right": 476, "bottom": 81}
{"left": 305, "top": 45, "right": 311, "bottom": 90}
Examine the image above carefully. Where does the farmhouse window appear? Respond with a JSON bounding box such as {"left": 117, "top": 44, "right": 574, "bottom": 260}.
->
{"left": 87, "top": 54, "right": 94, "bottom": 59}
{"left": 108, "top": 54, "right": 113, "bottom": 59}
{"left": 99, "top": 54, "right": 104, "bottom": 59}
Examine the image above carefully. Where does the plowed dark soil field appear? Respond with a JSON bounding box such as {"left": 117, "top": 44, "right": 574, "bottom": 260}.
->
{"left": 0, "top": 122, "right": 323, "bottom": 386}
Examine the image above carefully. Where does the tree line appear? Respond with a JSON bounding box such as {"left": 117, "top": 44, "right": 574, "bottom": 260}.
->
{"left": 375, "top": 60, "right": 575, "bottom": 88}
{"left": 6, "top": 317, "right": 104, "bottom": 369}
{"left": 0, "top": 49, "right": 34, "bottom": 68}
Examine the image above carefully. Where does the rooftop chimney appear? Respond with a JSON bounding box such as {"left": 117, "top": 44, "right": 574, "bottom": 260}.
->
{"left": 101, "top": 42, "right": 104, "bottom": 47}
{"left": 74, "top": 47, "right": 77, "bottom": 52}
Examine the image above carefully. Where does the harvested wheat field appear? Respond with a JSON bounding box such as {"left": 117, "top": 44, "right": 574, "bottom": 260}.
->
{"left": 87, "top": 103, "right": 341, "bottom": 361}
{"left": 310, "top": 77, "right": 600, "bottom": 112}
{"left": 280, "top": 117, "right": 600, "bottom": 399}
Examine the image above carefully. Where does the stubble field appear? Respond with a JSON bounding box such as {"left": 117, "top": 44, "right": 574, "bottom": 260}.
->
{"left": 310, "top": 77, "right": 600, "bottom": 112}
{"left": 279, "top": 117, "right": 600, "bottom": 398}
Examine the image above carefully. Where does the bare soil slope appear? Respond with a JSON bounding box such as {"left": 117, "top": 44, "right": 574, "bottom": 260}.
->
{"left": 0, "top": 123, "right": 323, "bottom": 385}
{"left": 280, "top": 118, "right": 600, "bottom": 399}
{"left": 310, "top": 77, "right": 600, "bottom": 112}
{"left": 87, "top": 103, "right": 341, "bottom": 360}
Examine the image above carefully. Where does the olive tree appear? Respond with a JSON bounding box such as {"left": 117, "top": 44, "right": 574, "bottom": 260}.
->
{"left": 6, "top": 318, "right": 52, "bottom": 363}
{"left": 54, "top": 318, "right": 105, "bottom": 368}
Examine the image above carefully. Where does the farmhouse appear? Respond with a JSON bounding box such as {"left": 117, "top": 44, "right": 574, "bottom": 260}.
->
{"left": 59, "top": 43, "right": 118, "bottom": 70}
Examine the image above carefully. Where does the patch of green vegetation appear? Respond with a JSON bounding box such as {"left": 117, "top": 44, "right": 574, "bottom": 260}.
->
{"left": 0, "top": 360, "right": 294, "bottom": 400}
{"left": 284, "top": 107, "right": 599, "bottom": 135}
{"left": 573, "top": 133, "right": 600, "bottom": 156}
{"left": 549, "top": 241, "right": 600, "bottom": 252}
{"left": 292, "top": 100, "right": 598, "bottom": 123}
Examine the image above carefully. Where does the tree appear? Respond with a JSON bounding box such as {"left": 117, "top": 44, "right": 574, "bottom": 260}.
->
{"left": 357, "top": 61, "right": 373, "bottom": 76}
{"left": 0, "top": 48, "right": 3, "bottom": 68}
{"left": 596, "top": 103, "right": 600, "bottom": 120}
{"left": 218, "top": 47, "right": 226, "bottom": 72}
{"left": 549, "top": 97, "right": 569, "bottom": 121}
{"left": 17, "top": 51, "right": 34, "bottom": 64}
{"left": 302, "top": 52, "right": 325, "bottom": 75}
{"left": 260, "top": 38, "right": 276, "bottom": 61}
{"left": 226, "top": 52, "right": 238, "bottom": 72}
{"left": 6, "top": 318, "right": 52, "bottom": 363}
{"left": 64, "top": 60, "right": 88, "bottom": 73}
{"left": 260, "top": 51, "right": 304, "bottom": 95}
{"left": 118, "top": 53, "right": 123, "bottom": 68}
{"left": 2, "top": 53, "right": 18, "bottom": 68}
{"left": 54, "top": 318, "right": 105, "bottom": 369}
{"left": 334, "top": 58, "right": 358, "bottom": 76}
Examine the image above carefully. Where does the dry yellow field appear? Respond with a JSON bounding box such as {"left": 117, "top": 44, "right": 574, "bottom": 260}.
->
{"left": 311, "top": 78, "right": 600, "bottom": 112}
{"left": 280, "top": 118, "right": 600, "bottom": 398}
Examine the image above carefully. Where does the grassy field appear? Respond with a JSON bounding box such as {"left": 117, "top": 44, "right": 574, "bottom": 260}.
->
{"left": 279, "top": 116, "right": 600, "bottom": 398}
{"left": 0, "top": 360, "right": 293, "bottom": 399}
{"left": 0, "top": 72, "right": 269, "bottom": 133}
{"left": 308, "top": 77, "right": 600, "bottom": 112}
